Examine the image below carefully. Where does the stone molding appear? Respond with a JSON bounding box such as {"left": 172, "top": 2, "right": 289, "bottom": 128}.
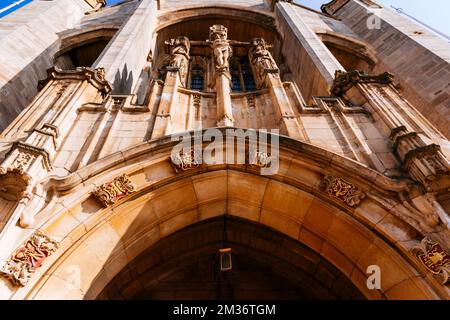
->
{"left": 39, "top": 67, "right": 112, "bottom": 95}
{"left": 331, "top": 70, "right": 394, "bottom": 96}
{"left": 321, "top": 0, "right": 350, "bottom": 15}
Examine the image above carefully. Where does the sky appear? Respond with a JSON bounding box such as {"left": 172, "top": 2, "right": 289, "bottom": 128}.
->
{"left": 0, "top": 0, "right": 449, "bottom": 36}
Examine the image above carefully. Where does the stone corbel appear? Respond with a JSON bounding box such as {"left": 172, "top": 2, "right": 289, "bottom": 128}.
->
{"left": 331, "top": 70, "right": 394, "bottom": 96}
{"left": 0, "top": 143, "right": 51, "bottom": 200}
{"left": 390, "top": 126, "right": 450, "bottom": 192}
{"left": 0, "top": 142, "right": 53, "bottom": 227}
{"left": 41, "top": 66, "right": 111, "bottom": 97}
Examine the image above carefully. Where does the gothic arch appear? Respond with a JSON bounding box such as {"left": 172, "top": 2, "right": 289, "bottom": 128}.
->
{"left": 54, "top": 27, "right": 119, "bottom": 69}
{"left": 3, "top": 131, "right": 446, "bottom": 300}
{"left": 154, "top": 6, "right": 282, "bottom": 66}
{"left": 156, "top": 7, "right": 277, "bottom": 33}
{"left": 316, "top": 31, "right": 378, "bottom": 72}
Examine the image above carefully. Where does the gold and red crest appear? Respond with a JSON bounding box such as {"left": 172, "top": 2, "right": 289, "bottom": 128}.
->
{"left": 412, "top": 237, "right": 450, "bottom": 285}
{"left": 320, "top": 175, "right": 366, "bottom": 207}
{"left": 92, "top": 174, "right": 136, "bottom": 207}
{"left": 1, "top": 231, "right": 59, "bottom": 286}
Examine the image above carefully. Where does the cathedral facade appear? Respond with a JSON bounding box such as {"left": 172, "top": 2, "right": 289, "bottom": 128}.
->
{"left": 0, "top": 0, "right": 449, "bottom": 299}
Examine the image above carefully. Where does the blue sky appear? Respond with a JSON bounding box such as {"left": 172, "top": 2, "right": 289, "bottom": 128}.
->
{"left": 0, "top": 0, "right": 449, "bottom": 36}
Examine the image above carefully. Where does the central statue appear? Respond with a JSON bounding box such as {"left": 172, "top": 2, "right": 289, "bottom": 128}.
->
{"left": 208, "top": 25, "right": 232, "bottom": 71}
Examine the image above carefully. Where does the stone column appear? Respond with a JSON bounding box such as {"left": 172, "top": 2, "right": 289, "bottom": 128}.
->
{"left": 275, "top": 1, "right": 344, "bottom": 99}
{"left": 248, "top": 38, "right": 306, "bottom": 140}
{"left": 0, "top": 67, "right": 111, "bottom": 227}
{"left": 0, "top": 0, "right": 92, "bottom": 132}
{"left": 322, "top": 0, "right": 450, "bottom": 139}
{"left": 208, "top": 25, "right": 234, "bottom": 127}
{"left": 92, "top": 0, "right": 157, "bottom": 94}
{"left": 332, "top": 70, "right": 450, "bottom": 238}
{"left": 151, "top": 36, "right": 191, "bottom": 138}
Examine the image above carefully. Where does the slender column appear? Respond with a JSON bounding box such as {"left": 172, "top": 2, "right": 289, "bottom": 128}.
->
{"left": 208, "top": 25, "right": 234, "bottom": 127}
{"left": 151, "top": 37, "right": 191, "bottom": 138}
{"left": 248, "top": 38, "right": 306, "bottom": 140}
{"left": 0, "top": 67, "right": 111, "bottom": 227}
{"left": 333, "top": 70, "right": 450, "bottom": 193}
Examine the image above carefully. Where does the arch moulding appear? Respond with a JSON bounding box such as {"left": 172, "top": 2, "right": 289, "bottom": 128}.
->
{"left": 0, "top": 130, "right": 448, "bottom": 300}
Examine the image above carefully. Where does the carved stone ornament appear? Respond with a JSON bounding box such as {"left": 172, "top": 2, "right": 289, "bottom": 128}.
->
{"left": 192, "top": 93, "right": 201, "bottom": 108}
{"left": 165, "top": 36, "right": 191, "bottom": 83}
{"left": 40, "top": 66, "right": 112, "bottom": 95}
{"left": 248, "top": 37, "right": 279, "bottom": 82}
{"left": 249, "top": 150, "right": 272, "bottom": 168}
{"left": 171, "top": 149, "right": 202, "bottom": 172}
{"left": 0, "top": 142, "right": 49, "bottom": 201}
{"left": 0, "top": 231, "right": 59, "bottom": 286}
{"left": 331, "top": 70, "right": 394, "bottom": 96}
{"left": 320, "top": 175, "right": 366, "bottom": 207}
{"left": 208, "top": 25, "right": 232, "bottom": 72}
{"left": 92, "top": 174, "right": 136, "bottom": 207}
{"left": 412, "top": 237, "right": 450, "bottom": 285}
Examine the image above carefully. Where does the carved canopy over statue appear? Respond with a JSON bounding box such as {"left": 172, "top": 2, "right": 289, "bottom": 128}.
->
{"left": 208, "top": 25, "right": 233, "bottom": 72}
{"left": 248, "top": 37, "right": 278, "bottom": 82}
{"left": 165, "top": 36, "right": 191, "bottom": 83}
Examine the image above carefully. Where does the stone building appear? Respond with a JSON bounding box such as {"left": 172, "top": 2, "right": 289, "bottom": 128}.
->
{"left": 0, "top": 0, "right": 449, "bottom": 299}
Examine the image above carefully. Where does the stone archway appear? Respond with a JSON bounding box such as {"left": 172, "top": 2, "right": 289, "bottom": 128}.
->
{"left": 97, "top": 216, "right": 365, "bottom": 300}
{"left": 2, "top": 133, "right": 446, "bottom": 300}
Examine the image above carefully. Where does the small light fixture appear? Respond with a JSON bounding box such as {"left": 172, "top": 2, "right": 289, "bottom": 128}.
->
{"left": 219, "top": 248, "right": 232, "bottom": 272}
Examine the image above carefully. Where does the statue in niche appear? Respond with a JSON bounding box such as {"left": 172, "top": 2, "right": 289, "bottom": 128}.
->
{"left": 165, "top": 36, "right": 191, "bottom": 83}
{"left": 248, "top": 37, "right": 278, "bottom": 81}
{"left": 208, "top": 25, "right": 233, "bottom": 72}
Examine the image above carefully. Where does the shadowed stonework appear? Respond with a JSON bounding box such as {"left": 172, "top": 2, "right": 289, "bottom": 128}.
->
{"left": 0, "top": 0, "right": 449, "bottom": 300}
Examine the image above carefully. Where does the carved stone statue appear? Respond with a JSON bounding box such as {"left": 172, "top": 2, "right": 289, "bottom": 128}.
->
{"left": 208, "top": 25, "right": 232, "bottom": 72}
{"left": 248, "top": 37, "right": 278, "bottom": 81}
{"left": 165, "top": 36, "right": 191, "bottom": 83}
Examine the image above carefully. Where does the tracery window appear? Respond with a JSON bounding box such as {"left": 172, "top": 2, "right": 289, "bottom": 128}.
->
{"left": 189, "top": 57, "right": 206, "bottom": 91}
{"left": 230, "top": 57, "right": 257, "bottom": 92}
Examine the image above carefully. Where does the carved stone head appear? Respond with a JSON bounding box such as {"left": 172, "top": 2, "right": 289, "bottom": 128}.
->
{"left": 250, "top": 37, "right": 267, "bottom": 49}
{"left": 209, "top": 25, "right": 228, "bottom": 42}
{"left": 249, "top": 37, "right": 270, "bottom": 57}
{"left": 165, "top": 36, "right": 191, "bottom": 56}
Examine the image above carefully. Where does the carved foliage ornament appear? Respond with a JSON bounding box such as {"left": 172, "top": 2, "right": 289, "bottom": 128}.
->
{"left": 320, "top": 175, "right": 366, "bottom": 207}
{"left": 412, "top": 237, "right": 450, "bottom": 285}
{"left": 92, "top": 174, "right": 136, "bottom": 207}
{"left": 1, "top": 231, "right": 59, "bottom": 286}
